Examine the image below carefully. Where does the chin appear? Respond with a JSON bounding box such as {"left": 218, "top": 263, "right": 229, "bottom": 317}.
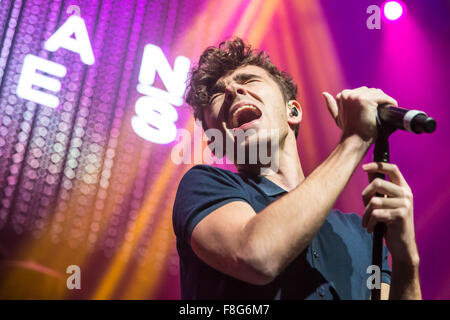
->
{"left": 225, "top": 127, "right": 279, "bottom": 165}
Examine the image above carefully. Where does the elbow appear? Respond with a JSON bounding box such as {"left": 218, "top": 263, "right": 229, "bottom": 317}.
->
{"left": 244, "top": 266, "right": 276, "bottom": 286}
{"left": 236, "top": 244, "right": 280, "bottom": 286}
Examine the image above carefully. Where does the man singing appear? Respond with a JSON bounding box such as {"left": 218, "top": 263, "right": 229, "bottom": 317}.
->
{"left": 172, "top": 38, "right": 421, "bottom": 299}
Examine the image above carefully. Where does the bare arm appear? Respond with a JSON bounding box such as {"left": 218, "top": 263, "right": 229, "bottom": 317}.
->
{"left": 389, "top": 260, "right": 421, "bottom": 299}
{"left": 238, "top": 135, "right": 370, "bottom": 282}
{"left": 191, "top": 87, "right": 398, "bottom": 285}
{"left": 192, "top": 135, "right": 370, "bottom": 285}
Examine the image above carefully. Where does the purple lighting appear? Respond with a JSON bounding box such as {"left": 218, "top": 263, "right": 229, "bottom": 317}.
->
{"left": 382, "top": 1, "right": 407, "bottom": 22}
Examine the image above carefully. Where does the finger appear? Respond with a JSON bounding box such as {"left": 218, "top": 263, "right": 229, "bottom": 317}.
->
{"left": 354, "top": 86, "right": 368, "bottom": 91}
{"left": 362, "top": 162, "right": 408, "bottom": 187}
{"left": 367, "top": 89, "right": 398, "bottom": 107}
{"left": 335, "top": 93, "right": 344, "bottom": 128}
{"left": 361, "top": 197, "right": 396, "bottom": 228}
{"left": 322, "top": 92, "right": 339, "bottom": 123}
{"left": 361, "top": 178, "right": 404, "bottom": 206}
{"left": 366, "top": 209, "right": 395, "bottom": 233}
{"left": 339, "top": 89, "right": 352, "bottom": 99}
{"left": 362, "top": 199, "right": 377, "bottom": 228}
{"left": 362, "top": 196, "right": 407, "bottom": 227}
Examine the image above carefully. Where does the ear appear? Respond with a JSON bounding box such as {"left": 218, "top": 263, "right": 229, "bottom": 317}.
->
{"left": 286, "top": 100, "right": 302, "bottom": 125}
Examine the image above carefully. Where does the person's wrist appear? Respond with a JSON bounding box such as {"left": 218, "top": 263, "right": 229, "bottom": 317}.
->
{"left": 340, "top": 133, "right": 373, "bottom": 153}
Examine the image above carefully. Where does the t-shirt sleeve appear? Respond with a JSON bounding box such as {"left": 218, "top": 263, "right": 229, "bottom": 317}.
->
{"left": 381, "top": 243, "right": 392, "bottom": 285}
{"left": 172, "top": 165, "right": 250, "bottom": 245}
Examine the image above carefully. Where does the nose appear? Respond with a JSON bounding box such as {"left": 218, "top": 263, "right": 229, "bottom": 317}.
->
{"left": 224, "top": 83, "right": 247, "bottom": 104}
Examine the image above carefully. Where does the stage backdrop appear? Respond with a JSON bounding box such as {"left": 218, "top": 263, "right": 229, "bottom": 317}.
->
{"left": 0, "top": 0, "right": 448, "bottom": 299}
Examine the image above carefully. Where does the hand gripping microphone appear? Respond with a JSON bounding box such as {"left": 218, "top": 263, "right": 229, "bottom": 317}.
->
{"left": 377, "top": 104, "right": 437, "bottom": 134}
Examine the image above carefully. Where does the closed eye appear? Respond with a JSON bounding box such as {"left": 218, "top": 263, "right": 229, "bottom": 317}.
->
{"left": 209, "top": 92, "right": 223, "bottom": 103}
{"left": 209, "top": 75, "right": 262, "bottom": 103}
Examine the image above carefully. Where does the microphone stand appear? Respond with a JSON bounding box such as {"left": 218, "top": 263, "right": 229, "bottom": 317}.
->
{"left": 370, "top": 103, "right": 435, "bottom": 300}
{"left": 371, "top": 114, "right": 396, "bottom": 300}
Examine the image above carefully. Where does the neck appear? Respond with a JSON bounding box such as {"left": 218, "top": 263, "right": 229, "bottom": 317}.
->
{"left": 237, "top": 132, "right": 304, "bottom": 192}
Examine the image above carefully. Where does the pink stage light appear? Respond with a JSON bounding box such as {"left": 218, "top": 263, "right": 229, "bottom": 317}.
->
{"left": 382, "top": 1, "right": 407, "bottom": 22}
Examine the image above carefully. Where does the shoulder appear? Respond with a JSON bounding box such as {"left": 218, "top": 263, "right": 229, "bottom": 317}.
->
{"left": 173, "top": 165, "right": 250, "bottom": 243}
{"left": 174, "top": 165, "right": 248, "bottom": 210}
{"left": 179, "top": 164, "right": 244, "bottom": 186}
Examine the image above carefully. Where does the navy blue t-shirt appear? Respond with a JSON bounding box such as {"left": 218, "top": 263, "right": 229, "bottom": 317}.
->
{"left": 172, "top": 165, "right": 391, "bottom": 299}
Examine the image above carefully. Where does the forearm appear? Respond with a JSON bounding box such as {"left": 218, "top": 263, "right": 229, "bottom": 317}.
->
{"left": 389, "top": 254, "right": 422, "bottom": 300}
{"left": 239, "top": 135, "right": 371, "bottom": 279}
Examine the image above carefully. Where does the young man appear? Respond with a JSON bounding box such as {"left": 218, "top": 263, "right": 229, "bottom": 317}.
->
{"left": 172, "top": 38, "right": 421, "bottom": 299}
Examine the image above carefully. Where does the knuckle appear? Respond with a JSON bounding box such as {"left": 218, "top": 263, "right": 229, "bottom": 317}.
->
{"left": 373, "top": 178, "right": 383, "bottom": 188}
{"left": 406, "top": 188, "right": 413, "bottom": 199}
{"left": 401, "top": 187, "right": 413, "bottom": 199}
{"left": 402, "top": 199, "right": 411, "bottom": 210}
{"left": 372, "top": 209, "right": 381, "bottom": 217}
{"left": 341, "top": 89, "right": 351, "bottom": 98}
{"left": 398, "top": 208, "right": 408, "bottom": 220}
{"left": 402, "top": 193, "right": 413, "bottom": 208}
{"left": 408, "top": 191, "right": 413, "bottom": 202}
{"left": 348, "top": 92, "right": 358, "bottom": 100}
{"left": 359, "top": 95, "right": 372, "bottom": 105}
{"left": 370, "top": 197, "right": 380, "bottom": 207}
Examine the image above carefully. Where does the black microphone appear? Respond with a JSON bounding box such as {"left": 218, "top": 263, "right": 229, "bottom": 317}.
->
{"left": 377, "top": 104, "right": 437, "bottom": 134}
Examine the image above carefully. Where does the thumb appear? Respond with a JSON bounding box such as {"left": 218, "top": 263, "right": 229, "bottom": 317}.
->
{"left": 322, "top": 92, "right": 339, "bottom": 121}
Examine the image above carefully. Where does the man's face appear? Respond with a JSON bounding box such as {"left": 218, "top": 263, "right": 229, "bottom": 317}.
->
{"left": 203, "top": 65, "right": 290, "bottom": 151}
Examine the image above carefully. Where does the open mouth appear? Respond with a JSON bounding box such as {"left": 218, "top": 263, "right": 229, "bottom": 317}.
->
{"left": 229, "top": 104, "right": 262, "bottom": 129}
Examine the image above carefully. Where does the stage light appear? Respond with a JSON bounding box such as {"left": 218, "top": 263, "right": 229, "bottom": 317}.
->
{"left": 382, "top": 1, "right": 406, "bottom": 21}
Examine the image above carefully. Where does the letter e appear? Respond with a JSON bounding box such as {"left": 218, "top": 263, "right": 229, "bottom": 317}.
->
{"left": 17, "top": 54, "right": 67, "bottom": 108}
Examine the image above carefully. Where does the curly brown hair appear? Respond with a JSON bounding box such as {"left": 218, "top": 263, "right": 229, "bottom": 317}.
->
{"left": 185, "top": 37, "right": 299, "bottom": 137}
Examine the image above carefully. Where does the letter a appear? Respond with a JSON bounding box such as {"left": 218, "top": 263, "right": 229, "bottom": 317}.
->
{"left": 45, "top": 15, "right": 95, "bottom": 65}
{"left": 66, "top": 265, "right": 81, "bottom": 290}
{"left": 366, "top": 5, "right": 381, "bottom": 30}
{"left": 366, "top": 265, "right": 381, "bottom": 290}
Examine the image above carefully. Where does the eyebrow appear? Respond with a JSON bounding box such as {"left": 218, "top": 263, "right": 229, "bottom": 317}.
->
{"left": 210, "top": 73, "right": 263, "bottom": 95}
